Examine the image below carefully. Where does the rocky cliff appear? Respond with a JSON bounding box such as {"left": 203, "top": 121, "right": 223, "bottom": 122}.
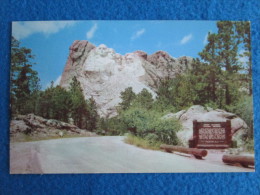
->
{"left": 60, "top": 40, "right": 193, "bottom": 117}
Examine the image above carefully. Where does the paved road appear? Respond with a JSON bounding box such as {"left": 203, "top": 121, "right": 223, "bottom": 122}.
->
{"left": 10, "top": 136, "right": 254, "bottom": 173}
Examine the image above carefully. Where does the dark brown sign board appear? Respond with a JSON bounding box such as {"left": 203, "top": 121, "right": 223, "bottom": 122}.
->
{"left": 189, "top": 120, "right": 232, "bottom": 149}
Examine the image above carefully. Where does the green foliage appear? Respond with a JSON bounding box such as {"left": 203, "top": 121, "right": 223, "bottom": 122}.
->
{"left": 86, "top": 97, "right": 99, "bottom": 131}
{"left": 150, "top": 118, "right": 180, "bottom": 145}
{"left": 97, "top": 117, "right": 128, "bottom": 135}
{"left": 119, "top": 87, "right": 136, "bottom": 111}
{"left": 198, "top": 21, "right": 251, "bottom": 107}
{"left": 36, "top": 86, "right": 71, "bottom": 122}
{"left": 11, "top": 36, "right": 40, "bottom": 115}
{"left": 157, "top": 70, "right": 201, "bottom": 110}
{"left": 14, "top": 74, "right": 100, "bottom": 131}
{"left": 124, "top": 133, "right": 162, "bottom": 150}
{"left": 144, "top": 133, "right": 159, "bottom": 145}
{"left": 69, "top": 77, "right": 89, "bottom": 128}
{"left": 234, "top": 21, "right": 252, "bottom": 95}
{"left": 66, "top": 78, "right": 98, "bottom": 129}
{"left": 156, "top": 21, "right": 251, "bottom": 112}
{"left": 121, "top": 107, "right": 158, "bottom": 135}
{"left": 245, "top": 139, "right": 254, "bottom": 153}
{"left": 119, "top": 87, "right": 156, "bottom": 111}
{"left": 152, "top": 97, "right": 177, "bottom": 114}
{"left": 227, "top": 95, "right": 253, "bottom": 139}
{"left": 110, "top": 88, "right": 182, "bottom": 145}
{"left": 133, "top": 88, "right": 154, "bottom": 109}
{"left": 156, "top": 77, "right": 188, "bottom": 111}
{"left": 121, "top": 107, "right": 181, "bottom": 145}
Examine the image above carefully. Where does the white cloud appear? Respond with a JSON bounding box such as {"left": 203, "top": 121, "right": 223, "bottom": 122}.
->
{"left": 86, "top": 23, "right": 98, "bottom": 39}
{"left": 131, "top": 28, "right": 146, "bottom": 40}
{"left": 180, "top": 33, "right": 193, "bottom": 45}
{"left": 12, "top": 21, "right": 76, "bottom": 40}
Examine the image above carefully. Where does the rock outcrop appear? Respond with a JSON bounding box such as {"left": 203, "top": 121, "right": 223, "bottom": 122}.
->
{"left": 10, "top": 114, "right": 97, "bottom": 142}
{"left": 163, "top": 105, "right": 248, "bottom": 147}
{"left": 60, "top": 41, "right": 192, "bottom": 117}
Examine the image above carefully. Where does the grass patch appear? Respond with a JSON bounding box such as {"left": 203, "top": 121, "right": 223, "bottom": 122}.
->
{"left": 124, "top": 134, "right": 162, "bottom": 150}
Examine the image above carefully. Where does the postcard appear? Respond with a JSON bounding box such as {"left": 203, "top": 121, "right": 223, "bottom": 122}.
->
{"left": 10, "top": 21, "right": 255, "bottom": 173}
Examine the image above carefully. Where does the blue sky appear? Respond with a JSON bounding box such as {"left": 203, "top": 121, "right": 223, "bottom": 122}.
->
{"left": 12, "top": 21, "right": 218, "bottom": 89}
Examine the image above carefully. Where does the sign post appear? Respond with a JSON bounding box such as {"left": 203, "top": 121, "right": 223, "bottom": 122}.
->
{"left": 189, "top": 120, "right": 231, "bottom": 149}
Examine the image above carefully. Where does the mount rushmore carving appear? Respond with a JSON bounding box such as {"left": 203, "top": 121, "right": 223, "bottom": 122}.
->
{"left": 60, "top": 40, "right": 192, "bottom": 117}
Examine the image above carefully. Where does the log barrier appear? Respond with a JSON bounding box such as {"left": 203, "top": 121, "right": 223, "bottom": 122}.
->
{"left": 160, "top": 144, "right": 208, "bottom": 159}
{"left": 222, "top": 155, "right": 255, "bottom": 168}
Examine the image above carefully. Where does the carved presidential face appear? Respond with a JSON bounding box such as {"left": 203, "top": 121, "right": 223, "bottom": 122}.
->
{"left": 107, "top": 48, "right": 115, "bottom": 58}
{"left": 125, "top": 54, "right": 135, "bottom": 64}
{"left": 95, "top": 44, "right": 109, "bottom": 57}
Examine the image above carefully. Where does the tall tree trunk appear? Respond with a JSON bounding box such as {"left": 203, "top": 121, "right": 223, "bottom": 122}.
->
{"left": 225, "top": 84, "right": 231, "bottom": 105}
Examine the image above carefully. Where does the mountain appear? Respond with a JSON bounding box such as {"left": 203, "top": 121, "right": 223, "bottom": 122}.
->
{"left": 60, "top": 40, "right": 193, "bottom": 117}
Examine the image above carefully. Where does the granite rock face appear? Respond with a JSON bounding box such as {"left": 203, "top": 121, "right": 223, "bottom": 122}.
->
{"left": 10, "top": 114, "right": 97, "bottom": 142}
{"left": 60, "top": 41, "right": 192, "bottom": 117}
{"left": 163, "top": 105, "right": 248, "bottom": 147}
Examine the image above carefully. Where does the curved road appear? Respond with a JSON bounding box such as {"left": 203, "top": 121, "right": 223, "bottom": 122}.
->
{"left": 10, "top": 136, "right": 254, "bottom": 173}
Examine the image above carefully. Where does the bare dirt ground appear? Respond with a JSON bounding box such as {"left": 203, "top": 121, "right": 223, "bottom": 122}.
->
{"left": 10, "top": 136, "right": 254, "bottom": 174}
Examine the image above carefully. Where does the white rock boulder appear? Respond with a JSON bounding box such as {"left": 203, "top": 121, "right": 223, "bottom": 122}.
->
{"left": 163, "top": 105, "right": 248, "bottom": 147}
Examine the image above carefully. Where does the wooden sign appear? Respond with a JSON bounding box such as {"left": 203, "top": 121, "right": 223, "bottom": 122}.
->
{"left": 189, "top": 120, "right": 232, "bottom": 149}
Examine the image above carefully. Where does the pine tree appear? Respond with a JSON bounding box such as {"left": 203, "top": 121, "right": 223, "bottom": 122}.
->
{"left": 69, "top": 77, "right": 88, "bottom": 128}
{"left": 119, "top": 87, "right": 136, "bottom": 110}
{"left": 199, "top": 33, "right": 221, "bottom": 104}
{"left": 51, "top": 86, "right": 71, "bottom": 122}
{"left": 134, "top": 88, "right": 154, "bottom": 110}
{"left": 86, "top": 97, "right": 99, "bottom": 131}
{"left": 198, "top": 22, "right": 243, "bottom": 108}
{"left": 216, "top": 21, "right": 241, "bottom": 106}
{"left": 234, "top": 21, "right": 252, "bottom": 95}
{"left": 11, "top": 36, "right": 40, "bottom": 115}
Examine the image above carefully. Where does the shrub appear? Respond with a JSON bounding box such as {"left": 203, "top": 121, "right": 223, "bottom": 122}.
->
{"left": 125, "top": 134, "right": 161, "bottom": 150}
{"left": 97, "top": 117, "right": 128, "bottom": 135}
{"left": 144, "top": 133, "right": 159, "bottom": 145}
{"left": 245, "top": 139, "right": 254, "bottom": 152}
{"left": 151, "top": 118, "right": 181, "bottom": 145}
{"left": 227, "top": 95, "right": 253, "bottom": 139}
{"left": 121, "top": 107, "right": 182, "bottom": 145}
{"left": 120, "top": 107, "right": 158, "bottom": 135}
